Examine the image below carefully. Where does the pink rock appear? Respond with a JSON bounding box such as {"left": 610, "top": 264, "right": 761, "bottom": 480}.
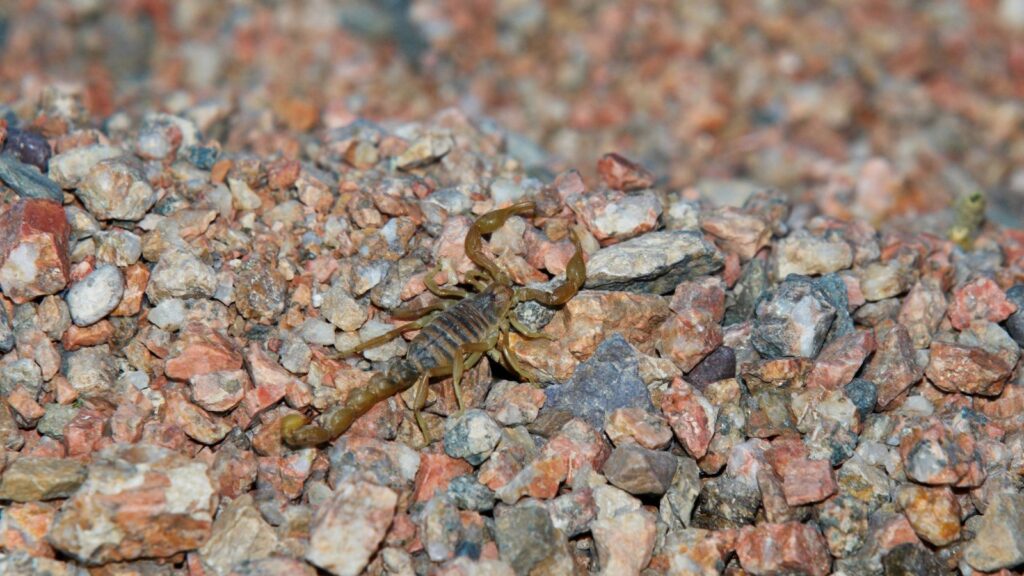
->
{"left": 165, "top": 389, "right": 232, "bottom": 445}
{"left": 862, "top": 322, "right": 922, "bottom": 409}
{"left": 596, "top": 153, "right": 655, "bottom": 191}
{"left": 241, "top": 344, "right": 299, "bottom": 418}
{"left": 661, "top": 378, "right": 718, "bottom": 459}
{"left": 899, "top": 421, "right": 986, "bottom": 487}
{"left": 605, "top": 407, "right": 673, "bottom": 450}
{"left": 669, "top": 277, "right": 726, "bottom": 322}
{"left": 495, "top": 419, "right": 609, "bottom": 504}
{"left": 46, "top": 444, "right": 218, "bottom": 565}
{"left": 15, "top": 327, "right": 60, "bottom": 380}
{"left": 806, "top": 330, "right": 875, "bottom": 390}
{"left": 898, "top": 278, "right": 948, "bottom": 348}
{"left": 189, "top": 369, "right": 249, "bottom": 412}
{"left": 782, "top": 459, "right": 836, "bottom": 505}
{"left": 656, "top": 310, "right": 723, "bottom": 373}
{"left": 896, "top": 484, "right": 961, "bottom": 546}
{"left": 165, "top": 324, "right": 242, "bottom": 381}
{"left": 735, "top": 523, "right": 831, "bottom": 576}
{"left": 257, "top": 449, "right": 316, "bottom": 500}
{"left": 306, "top": 481, "right": 397, "bottom": 576}
{"left": 0, "top": 199, "right": 71, "bottom": 303}
{"left": 701, "top": 207, "right": 771, "bottom": 261}
{"left": 764, "top": 435, "right": 810, "bottom": 478}
{"left": 948, "top": 277, "right": 1017, "bottom": 331}
{"left": 7, "top": 386, "right": 45, "bottom": 423}
{"left": 64, "top": 409, "right": 107, "bottom": 458}
{"left": 414, "top": 452, "right": 473, "bottom": 503}
{"left": 0, "top": 501, "right": 57, "bottom": 558}
{"left": 569, "top": 187, "right": 661, "bottom": 244}
{"left": 484, "top": 381, "right": 545, "bottom": 426}
{"left": 925, "top": 322, "right": 1019, "bottom": 397}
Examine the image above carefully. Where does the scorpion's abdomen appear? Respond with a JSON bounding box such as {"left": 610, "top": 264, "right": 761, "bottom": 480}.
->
{"left": 408, "top": 290, "right": 499, "bottom": 372}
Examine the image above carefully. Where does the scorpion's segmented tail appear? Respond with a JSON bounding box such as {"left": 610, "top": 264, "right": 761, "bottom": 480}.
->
{"left": 281, "top": 360, "right": 419, "bottom": 447}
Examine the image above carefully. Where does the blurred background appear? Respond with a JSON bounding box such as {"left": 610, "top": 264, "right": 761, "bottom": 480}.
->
{"left": 2, "top": 0, "right": 1023, "bottom": 227}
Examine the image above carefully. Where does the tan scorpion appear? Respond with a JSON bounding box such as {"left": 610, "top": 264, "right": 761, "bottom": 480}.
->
{"left": 282, "top": 201, "right": 586, "bottom": 447}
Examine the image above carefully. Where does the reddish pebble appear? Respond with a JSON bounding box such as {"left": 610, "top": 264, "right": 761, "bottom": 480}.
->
{"left": 782, "top": 459, "right": 836, "bottom": 505}
{"left": 0, "top": 199, "right": 71, "bottom": 303}
{"left": 164, "top": 324, "right": 242, "bottom": 381}
{"left": 735, "top": 522, "right": 831, "bottom": 576}
{"left": 597, "top": 152, "right": 655, "bottom": 191}
{"left": 661, "top": 378, "right": 718, "bottom": 459}
{"left": 948, "top": 277, "right": 1017, "bottom": 330}
{"left": 414, "top": 452, "right": 473, "bottom": 503}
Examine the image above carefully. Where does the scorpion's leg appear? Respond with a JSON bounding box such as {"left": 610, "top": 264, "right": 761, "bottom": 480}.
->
{"left": 509, "top": 315, "right": 555, "bottom": 340}
{"left": 451, "top": 340, "right": 494, "bottom": 411}
{"left": 410, "top": 371, "right": 431, "bottom": 443}
{"left": 346, "top": 312, "right": 438, "bottom": 355}
{"left": 281, "top": 413, "right": 333, "bottom": 446}
{"left": 465, "top": 201, "right": 535, "bottom": 282}
{"left": 514, "top": 230, "right": 586, "bottom": 306}
{"left": 498, "top": 323, "right": 541, "bottom": 386}
{"left": 425, "top": 260, "right": 468, "bottom": 299}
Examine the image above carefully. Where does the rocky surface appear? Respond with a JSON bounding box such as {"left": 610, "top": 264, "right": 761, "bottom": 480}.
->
{"left": 0, "top": 7, "right": 1023, "bottom": 571}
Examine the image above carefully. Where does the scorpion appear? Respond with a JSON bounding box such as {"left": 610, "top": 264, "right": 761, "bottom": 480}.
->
{"left": 281, "top": 201, "right": 586, "bottom": 447}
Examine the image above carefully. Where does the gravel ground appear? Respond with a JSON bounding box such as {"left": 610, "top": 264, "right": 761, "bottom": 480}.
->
{"left": 0, "top": 2, "right": 1023, "bottom": 576}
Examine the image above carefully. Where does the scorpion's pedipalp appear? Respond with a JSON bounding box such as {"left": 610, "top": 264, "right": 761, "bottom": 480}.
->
{"left": 424, "top": 260, "right": 468, "bottom": 299}
{"left": 346, "top": 313, "right": 437, "bottom": 354}
{"left": 390, "top": 300, "right": 448, "bottom": 320}
{"left": 465, "top": 201, "right": 535, "bottom": 283}
{"left": 509, "top": 314, "right": 555, "bottom": 340}
{"left": 514, "top": 229, "right": 586, "bottom": 306}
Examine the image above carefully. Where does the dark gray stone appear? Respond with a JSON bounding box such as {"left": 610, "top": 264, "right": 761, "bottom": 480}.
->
{"left": 844, "top": 378, "right": 878, "bottom": 419}
{"left": 584, "top": 230, "right": 724, "bottom": 294}
{"left": 602, "top": 444, "right": 678, "bottom": 495}
{"left": 543, "top": 333, "right": 654, "bottom": 430}
{"left": 3, "top": 127, "right": 51, "bottom": 171}
{"left": 692, "top": 475, "right": 761, "bottom": 529}
{"left": 724, "top": 258, "right": 769, "bottom": 326}
{"left": 1005, "top": 284, "right": 1024, "bottom": 346}
{"left": 882, "top": 544, "right": 946, "bottom": 576}
{"left": 0, "top": 303, "right": 14, "bottom": 353}
{"left": 0, "top": 152, "right": 62, "bottom": 202}
{"left": 447, "top": 474, "right": 495, "bottom": 512}
{"left": 686, "top": 346, "right": 736, "bottom": 388}
{"left": 494, "top": 506, "right": 559, "bottom": 576}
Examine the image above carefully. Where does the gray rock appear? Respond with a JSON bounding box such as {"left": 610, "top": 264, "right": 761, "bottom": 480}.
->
{"left": 964, "top": 493, "right": 1024, "bottom": 572}
{"left": 299, "top": 319, "right": 336, "bottom": 346}
{"left": 198, "top": 494, "right": 280, "bottom": 576}
{"left": 146, "top": 249, "right": 217, "bottom": 303}
{"left": 321, "top": 282, "right": 368, "bottom": 332}
{"left": 37, "top": 403, "right": 78, "bottom": 439}
{"left": 94, "top": 228, "right": 142, "bottom": 266}
{"left": 447, "top": 474, "right": 496, "bottom": 512}
{"left": 659, "top": 457, "right": 702, "bottom": 531}
{"left": 751, "top": 275, "right": 837, "bottom": 359}
{"left": 0, "top": 302, "right": 14, "bottom": 353}
{"left": 396, "top": 132, "right": 453, "bottom": 170}
{"left": 724, "top": 258, "right": 769, "bottom": 325}
{"left": 584, "top": 230, "right": 724, "bottom": 294}
{"left": 64, "top": 347, "right": 117, "bottom": 400}
{"left": 148, "top": 298, "right": 187, "bottom": 331}
{"left": 0, "top": 456, "right": 87, "bottom": 501}
{"left": 419, "top": 494, "right": 461, "bottom": 562}
{"left": 0, "top": 552, "right": 89, "bottom": 576}
{"left": 76, "top": 158, "right": 157, "bottom": 220}
{"left": 772, "top": 231, "right": 853, "bottom": 279}
{"left": 444, "top": 409, "right": 502, "bottom": 466}
{"left": 494, "top": 506, "right": 559, "bottom": 576}
{"left": 306, "top": 480, "right": 397, "bottom": 576}
{"left": 0, "top": 358, "right": 42, "bottom": 396}
{"left": 0, "top": 399, "right": 24, "bottom": 450}
{"left": 543, "top": 334, "right": 654, "bottom": 430}
{"left": 48, "top": 144, "right": 122, "bottom": 189}
{"left": 0, "top": 152, "right": 62, "bottom": 201}
{"left": 602, "top": 444, "right": 678, "bottom": 495}
{"left": 280, "top": 338, "right": 312, "bottom": 374}
{"left": 66, "top": 264, "right": 125, "bottom": 326}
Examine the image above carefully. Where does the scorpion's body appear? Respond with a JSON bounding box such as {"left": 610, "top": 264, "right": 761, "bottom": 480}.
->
{"left": 282, "top": 202, "right": 584, "bottom": 447}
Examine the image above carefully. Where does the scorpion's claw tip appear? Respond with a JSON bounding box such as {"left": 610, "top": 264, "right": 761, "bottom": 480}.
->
{"left": 280, "top": 414, "right": 309, "bottom": 440}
